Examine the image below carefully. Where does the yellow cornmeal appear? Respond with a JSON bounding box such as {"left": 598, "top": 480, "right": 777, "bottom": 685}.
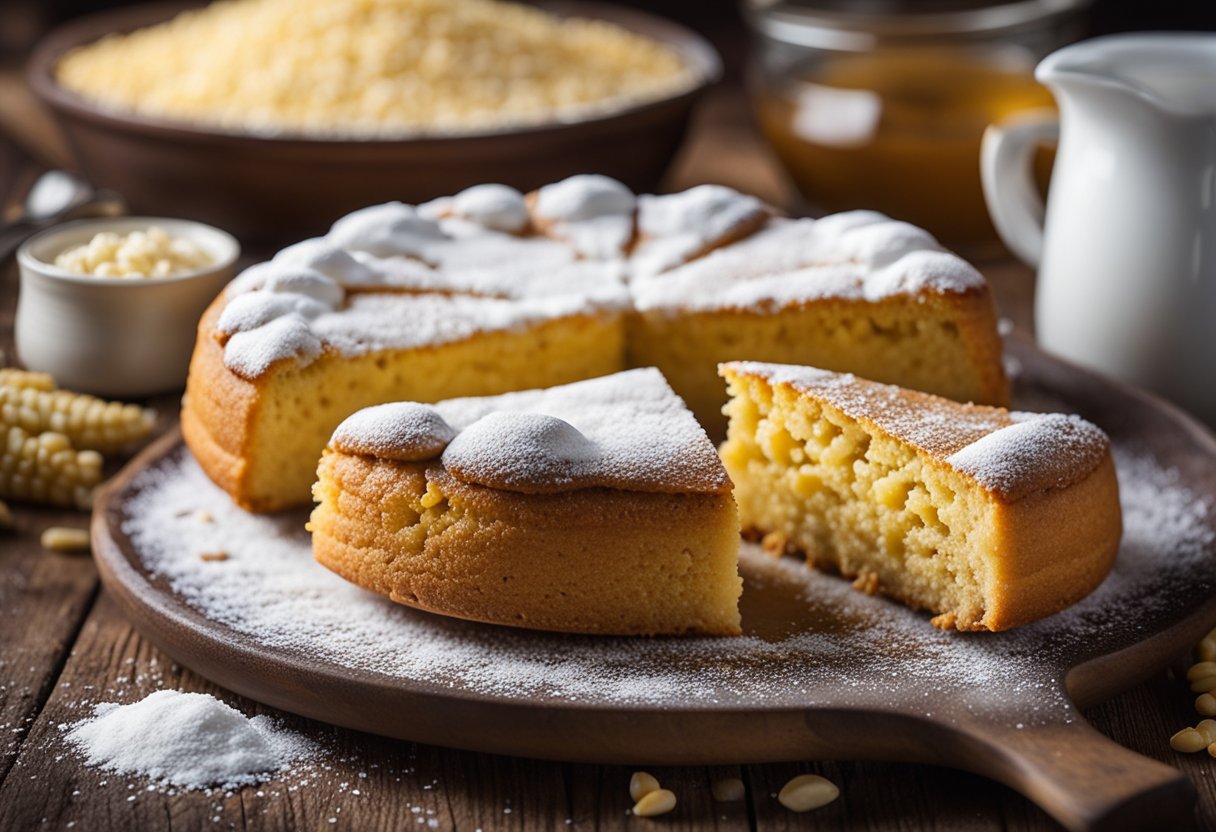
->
{"left": 55, "top": 0, "right": 694, "bottom": 137}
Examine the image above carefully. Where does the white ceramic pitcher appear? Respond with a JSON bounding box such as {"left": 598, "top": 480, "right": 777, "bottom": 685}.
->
{"left": 982, "top": 33, "right": 1216, "bottom": 424}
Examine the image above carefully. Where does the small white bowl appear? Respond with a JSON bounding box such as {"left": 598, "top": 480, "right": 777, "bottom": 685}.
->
{"left": 16, "top": 217, "right": 239, "bottom": 397}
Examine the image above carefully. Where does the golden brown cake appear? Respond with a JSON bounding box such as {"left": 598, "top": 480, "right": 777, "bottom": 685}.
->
{"left": 719, "top": 362, "right": 1121, "bottom": 631}
{"left": 309, "top": 369, "right": 742, "bottom": 635}
{"left": 182, "top": 175, "right": 1008, "bottom": 512}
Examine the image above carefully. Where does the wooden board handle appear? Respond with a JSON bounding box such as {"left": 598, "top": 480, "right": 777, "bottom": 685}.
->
{"left": 959, "top": 717, "right": 1193, "bottom": 832}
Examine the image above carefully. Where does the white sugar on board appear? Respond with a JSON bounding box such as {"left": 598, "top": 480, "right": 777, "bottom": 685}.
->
{"left": 63, "top": 691, "right": 316, "bottom": 789}
{"left": 119, "top": 442, "right": 1214, "bottom": 723}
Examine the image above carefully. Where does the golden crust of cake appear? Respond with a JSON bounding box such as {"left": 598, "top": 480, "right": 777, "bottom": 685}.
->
{"left": 719, "top": 362, "right": 1121, "bottom": 632}
{"left": 311, "top": 458, "right": 742, "bottom": 636}
{"left": 310, "top": 370, "right": 742, "bottom": 636}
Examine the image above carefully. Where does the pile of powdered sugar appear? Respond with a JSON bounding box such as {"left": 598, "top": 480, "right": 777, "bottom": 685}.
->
{"left": 62, "top": 691, "right": 316, "bottom": 790}
{"left": 116, "top": 434, "right": 1214, "bottom": 724}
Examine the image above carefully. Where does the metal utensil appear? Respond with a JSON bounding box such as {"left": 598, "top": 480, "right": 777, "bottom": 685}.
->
{"left": 0, "top": 170, "right": 126, "bottom": 261}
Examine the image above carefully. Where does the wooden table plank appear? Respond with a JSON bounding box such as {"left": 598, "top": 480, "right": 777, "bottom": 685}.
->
{"left": 0, "top": 507, "right": 98, "bottom": 783}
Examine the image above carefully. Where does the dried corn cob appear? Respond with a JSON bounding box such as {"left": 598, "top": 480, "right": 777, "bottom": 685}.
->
{"left": 0, "top": 369, "right": 56, "bottom": 391}
{"left": 0, "top": 385, "right": 153, "bottom": 453}
{"left": 1, "top": 425, "right": 102, "bottom": 509}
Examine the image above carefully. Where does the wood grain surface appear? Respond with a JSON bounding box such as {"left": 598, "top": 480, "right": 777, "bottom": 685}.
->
{"left": 1, "top": 77, "right": 1214, "bottom": 832}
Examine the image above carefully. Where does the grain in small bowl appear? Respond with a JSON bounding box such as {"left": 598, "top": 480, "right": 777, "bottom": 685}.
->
{"left": 16, "top": 217, "right": 239, "bottom": 397}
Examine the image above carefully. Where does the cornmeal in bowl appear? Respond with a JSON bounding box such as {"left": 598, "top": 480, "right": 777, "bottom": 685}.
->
{"left": 55, "top": 0, "right": 695, "bottom": 137}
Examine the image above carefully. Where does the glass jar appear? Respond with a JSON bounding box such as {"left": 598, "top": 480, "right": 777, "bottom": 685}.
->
{"left": 745, "top": 0, "right": 1089, "bottom": 254}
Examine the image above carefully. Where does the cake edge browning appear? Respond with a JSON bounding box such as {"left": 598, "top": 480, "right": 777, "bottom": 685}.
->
{"left": 961, "top": 452, "right": 1121, "bottom": 631}
{"left": 311, "top": 454, "right": 744, "bottom": 636}
{"left": 181, "top": 296, "right": 264, "bottom": 510}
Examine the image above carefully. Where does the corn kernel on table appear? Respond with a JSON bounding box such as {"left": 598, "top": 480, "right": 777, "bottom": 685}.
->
{"left": 2, "top": 81, "right": 1215, "bottom": 832}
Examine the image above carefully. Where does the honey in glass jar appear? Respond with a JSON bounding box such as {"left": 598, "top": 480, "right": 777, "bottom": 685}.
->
{"left": 746, "top": 0, "right": 1087, "bottom": 254}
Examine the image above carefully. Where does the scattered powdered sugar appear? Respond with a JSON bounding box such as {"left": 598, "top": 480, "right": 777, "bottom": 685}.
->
{"left": 116, "top": 430, "right": 1214, "bottom": 723}
{"left": 64, "top": 691, "right": 316, "bottom": 790}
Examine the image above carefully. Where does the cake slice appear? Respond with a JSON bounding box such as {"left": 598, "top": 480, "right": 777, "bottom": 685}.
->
{"left": 718, "top": 362, "right": 1120, "bottom": 631}
{"left": 309, "top": 369, "right": 742, "bottom": 636}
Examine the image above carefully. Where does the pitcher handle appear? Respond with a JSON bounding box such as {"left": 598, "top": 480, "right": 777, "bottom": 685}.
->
{"left": 981, "top": 109, "right": 1059, "bottom": 267}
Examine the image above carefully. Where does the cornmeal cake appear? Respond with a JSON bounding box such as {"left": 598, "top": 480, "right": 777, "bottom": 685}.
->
{"left": 182, "top": 175, "right": 1008, "bottom": 511}
{"left": 309, "top": 369, "right": 742, "bottom": 636}
{"left": 719, "top": 362, "right": 1120, "bottom": 631}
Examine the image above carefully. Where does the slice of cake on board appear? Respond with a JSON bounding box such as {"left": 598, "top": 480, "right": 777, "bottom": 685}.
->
{"left": 309, "top": 368, "right": 742, "bottom": 636}
{"left": 718, "top": 361, "right": 1120, "bottom": 632}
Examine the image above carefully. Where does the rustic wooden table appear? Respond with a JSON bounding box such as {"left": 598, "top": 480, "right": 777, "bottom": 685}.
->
{"left": 1, "top": 83, "right": 1213, "bottom": 832}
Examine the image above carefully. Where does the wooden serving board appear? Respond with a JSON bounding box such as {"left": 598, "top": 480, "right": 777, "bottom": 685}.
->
{"left": 92, "top": 339, "right": 1216, "bottom": 832}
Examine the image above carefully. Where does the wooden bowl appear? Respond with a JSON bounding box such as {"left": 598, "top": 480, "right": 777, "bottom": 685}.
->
{"left": 28, "top": 1, "right": 721, "bottom": 244}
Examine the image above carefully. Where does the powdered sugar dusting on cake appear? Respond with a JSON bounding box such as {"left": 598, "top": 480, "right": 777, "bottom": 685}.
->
{"left": 449, "top": 184, "right": 529, "bottom": 233}
{"left": 632, "top": 214, "right": 986, "bottom": 313}
{"left": 327, "top": 202, "right": 446, "bottom": 261}
{"left": 223, "top": 315, "right": 324, "bottom": 378}
{"left": 313, "top": 292, "right": 609, "bottom": 355}
{"left": 428, "top": 368, "right": 729, "bottom": 494}
{"left": 631, "top": 185, "right": 767, "bottom": 278}
{"left": 115, "top": 436, "right": 1214, "bottom": 715}
{"left": 213, "top": 177, "right": 992, "bottom": 379}
{"left": 219, "top": 291, "right": 615, "bottom": 378}
{"left": 531, "top": 174, "right": 636, "bottom": 259}
{"left": 215, "top": 292, "right": 332, "bottom": 338}
{"left": 947, "top": 415, "right": 1110, "bottom": 501}
{"left": 331, "top": 403, "right": 457, "bottom": 462}
{"left": 226, "top": 262, "right": 344, "bottom": 308}
{"left": 272, "top": 238, "right": 379, "bottom": 285}
{"left": 443, "top": 412, "right": 602, "bottom": 490}
{"left": 727, "top": 362, "right": 1110, "bottom": 502}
